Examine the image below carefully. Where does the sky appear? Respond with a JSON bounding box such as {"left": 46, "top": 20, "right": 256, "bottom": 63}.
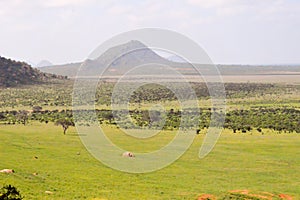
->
{"left": 0, "top": 0, "right": 300, "bottom": 65}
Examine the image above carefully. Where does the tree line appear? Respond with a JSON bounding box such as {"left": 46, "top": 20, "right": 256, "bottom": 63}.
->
{"left": 0, "top": 107, "right": 299, "bottom": 134}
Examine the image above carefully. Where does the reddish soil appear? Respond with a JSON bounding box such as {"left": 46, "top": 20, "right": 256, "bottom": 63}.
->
{"left": 278, "top": 194, "right": 293, "bottom": 200}
{"left": 198, "top": 194, "right": 216, "bottom": 200}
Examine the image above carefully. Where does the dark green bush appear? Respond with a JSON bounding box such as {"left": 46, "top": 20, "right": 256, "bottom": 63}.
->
{"left": 0, "top": 184, "right": 23, "bottom": 200}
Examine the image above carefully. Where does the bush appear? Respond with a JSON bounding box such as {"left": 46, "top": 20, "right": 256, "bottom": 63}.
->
{"left": 0, "top": 184, "right": 23, "bottom": 200}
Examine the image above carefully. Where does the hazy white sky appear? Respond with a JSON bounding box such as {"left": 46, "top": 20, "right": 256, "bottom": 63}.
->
{"left": 0, "top": 0, "right": 299, "bottom": 65}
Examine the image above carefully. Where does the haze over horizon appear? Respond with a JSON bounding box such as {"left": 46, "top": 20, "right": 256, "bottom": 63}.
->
{"left": 0, "top": 0, "right": 300, "bottom": 66}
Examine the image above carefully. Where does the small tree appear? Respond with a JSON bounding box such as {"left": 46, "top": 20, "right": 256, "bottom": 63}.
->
{"left": 55, "top": 118, "right": 74, "bottom": 134}
{"left": 17, "top": 110, "right": 29, "bottom": 126}
{"left": 32, "top": 106, "right": 42, "bottom": 113}
{"left": 0, "top": 184, "right": 23, "bottom": 200}
{"left": 257, "top": 127, "right": 262, "bottom": 133}
{"left": 0, "top": 112, "right": 6, "bottom": 122}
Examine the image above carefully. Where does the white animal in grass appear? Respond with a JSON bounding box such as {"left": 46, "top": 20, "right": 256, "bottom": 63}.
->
{"left": 0, "top": 169, "right": 14, "bottom": 173}
{"left": 122, "top": 151, "right": 135, "bottom": 158}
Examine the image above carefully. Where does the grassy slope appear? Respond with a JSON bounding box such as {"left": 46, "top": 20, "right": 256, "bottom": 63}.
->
{"left": 1, "top": 123, "right": 299, "bottom": 199}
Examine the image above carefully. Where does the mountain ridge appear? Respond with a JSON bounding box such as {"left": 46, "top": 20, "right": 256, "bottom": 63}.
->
{"left": 39, "top": 40, "right": 300, "bottom": 77}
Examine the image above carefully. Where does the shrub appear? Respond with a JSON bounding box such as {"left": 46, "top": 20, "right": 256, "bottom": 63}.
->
{"left": 0, "top": 184, "right": 23, "bottom": 200}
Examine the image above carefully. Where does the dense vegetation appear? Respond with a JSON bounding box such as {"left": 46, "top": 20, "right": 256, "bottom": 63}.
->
{"left": 0, "top": 107, "right": 299, "bottom": 134}
{"left": 1, "top": 81, "right": 298, "bottom": 109}
{"left": 0, "top": 81, "right": 299, "bottom": 134}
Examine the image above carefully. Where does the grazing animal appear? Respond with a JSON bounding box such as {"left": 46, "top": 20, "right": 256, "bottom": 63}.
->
{"left": 122, "top": 151, "right": 135, "bottom": 158}
{"left": 0, "top": 169, "right": 14, "bottom": 173}
{"left": 45, "top": 191, "right": 53, "bottom": 194}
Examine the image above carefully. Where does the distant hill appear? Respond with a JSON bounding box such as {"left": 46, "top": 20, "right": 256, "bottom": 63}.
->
{"left": 167, "top": 55, "right": 186, "bottom": 63}
{"left": 95, "top": 40, "right": 167, "bottom": 67}
{"left": 39, "top": 40, "right": 170, "bottom": 77}
{"left": 36, "top": 60, "right": 53, "bottom": 68}
{"left": 39, "top": 40, "right": 300, "bottom": 77}
{"left": 0, "top": 56, "right": 66, "bottom": 87}
{"left": 40, "top": 62, "right": 82, "bottom": 77}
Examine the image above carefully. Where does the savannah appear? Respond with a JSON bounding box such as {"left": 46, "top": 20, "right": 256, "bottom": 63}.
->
{"left": 1, "top": 73, "right": 300, "bottom": 199}
{"left": 1, "top": 1, "right": 300, "bottom": 200}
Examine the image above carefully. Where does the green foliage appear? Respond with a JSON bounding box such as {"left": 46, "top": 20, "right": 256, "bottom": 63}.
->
{"left": 0, "top": 185, "right": 23, "bottom": 200}
{"left": 0, "top": 106, "right": 300, "bottom": 133}
{"left": 32, "top": 106, "right": 42, "bottom": 113}
{"left": 1, "top": 81, "right": 298, "bottom": 110}
{"left": 55, "top": 118, "right": 74, "bottom": 134}
{"left": 16, "top": 110, "right": 29, "bottom": 126}
{"left": 225, "top": 108, "right": 300, "bottom": 133}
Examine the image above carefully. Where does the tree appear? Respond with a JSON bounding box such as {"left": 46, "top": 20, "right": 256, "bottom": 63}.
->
{"left": 0, "top": 184, "right": 23, "bottom": 200}
{"left": 55, "top": 118, "right": 74, "bottom": 134}
{"left": 17, "top": 110, "right": 29, "bottom": 125}
{"left": 32, "top": 106, "right": 42, "bottom": 113}
{"left": 257, "top": 128, "right": 262, "bottom": 133}
{"left": 0, "top": 112, "right": 6, "bottom": 121}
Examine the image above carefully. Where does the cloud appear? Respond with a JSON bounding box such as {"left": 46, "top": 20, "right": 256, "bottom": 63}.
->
{"left": 102, "top": 0, "right": 214, "bottom": 30}
{"left": 186, "top": 0, "right": 300, "bottom": 23}
{"left": 256, "top": 0, "right": 300, "bottom": 22}
{"left": 107, "top": 5, "right": 132, "bottom": 15}
{"left": 42, "top": 0, "right": 95, "bottom": 8}
{"left": 187, "top": 0, "right": 238, "bottom": 8}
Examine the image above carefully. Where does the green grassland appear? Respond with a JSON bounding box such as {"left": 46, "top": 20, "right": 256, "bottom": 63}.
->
{"left": 1, "top": 123, "right": 300, "bottom": 199}
{"left": 1, "top": 81, "right": 300, "bottom": 199}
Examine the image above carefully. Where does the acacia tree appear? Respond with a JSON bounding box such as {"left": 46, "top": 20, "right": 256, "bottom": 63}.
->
{"left": 55, "top": 118, "right": 74, "bottom": 134}
{"left": 17, "top": 110, "right": 29, "bottom": 125}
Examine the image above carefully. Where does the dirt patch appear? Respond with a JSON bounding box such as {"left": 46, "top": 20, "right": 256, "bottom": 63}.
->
{"left": 198, "top": 194, "right": 216, "bottom": 200}
{"left": 278, "top": 194, "right": 293, "bottom": 200}
{"left": 229, "top": 189, "right": 249, "bottom": 194}
{"left": 196, "top": 190, "right": 294, "bottom": 199}
{"left": 225, "top": 190, "right": 292, "bottom": 200}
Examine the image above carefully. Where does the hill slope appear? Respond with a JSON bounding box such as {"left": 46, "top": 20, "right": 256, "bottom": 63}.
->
{"left": 40, "top": 62, "right": 82, "bottom": 77}
{"left": 0, "top": 56, "right": 66, "bottom": 87}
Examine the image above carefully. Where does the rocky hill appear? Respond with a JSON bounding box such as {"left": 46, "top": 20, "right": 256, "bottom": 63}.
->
{"left": 0, "top": 56, "right": 66, "bottom": 87}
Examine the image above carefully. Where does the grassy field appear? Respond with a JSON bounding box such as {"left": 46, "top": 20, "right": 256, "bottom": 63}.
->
{"left": 1, "top": 123, "right": 300, "bottom": 199}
